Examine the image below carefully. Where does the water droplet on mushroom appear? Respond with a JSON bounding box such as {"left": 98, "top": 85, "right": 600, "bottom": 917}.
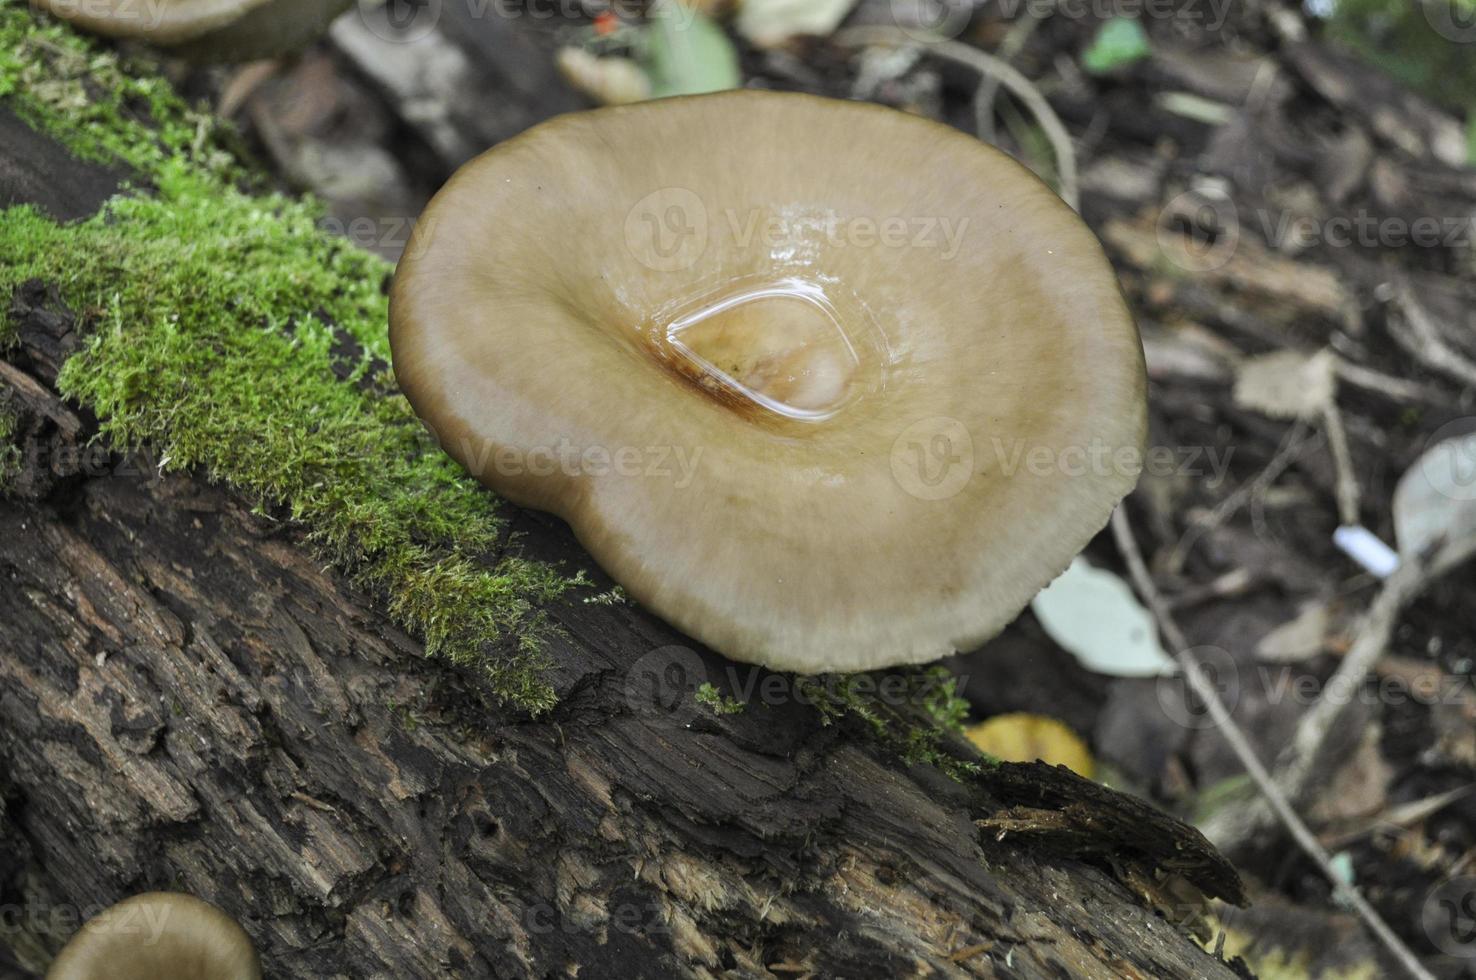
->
{"left": 659, "top": 276, "right": 885, "bottom": 423}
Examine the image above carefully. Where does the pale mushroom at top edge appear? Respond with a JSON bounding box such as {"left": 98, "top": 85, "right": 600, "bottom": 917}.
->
{"left": 31, "top": 0, "right": 354, "bottom": 61}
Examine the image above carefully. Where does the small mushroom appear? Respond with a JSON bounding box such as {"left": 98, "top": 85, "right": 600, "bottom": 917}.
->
{"left": 32, "top": 0, "right": 352, "bottom": 62}
{"left": 46, "top": 892, "right": 261, "bottom": 980}
{"left": 390, "top": 90, "right": 1146, "bottom": 674}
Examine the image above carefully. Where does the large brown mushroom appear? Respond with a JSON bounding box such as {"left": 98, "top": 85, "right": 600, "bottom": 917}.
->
{"left": 46, "top": 892, "right": 261, "bottom": 980}
{"left": 390, "top": 90, "right": 1147, "bottom": 674}
{"left": 31, "top": 0, "right": 352, "bottom": 61}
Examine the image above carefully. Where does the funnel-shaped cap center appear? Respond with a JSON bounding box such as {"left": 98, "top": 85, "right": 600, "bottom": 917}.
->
{"left": 663, "top": 279, "right": 871, "bottom": 421}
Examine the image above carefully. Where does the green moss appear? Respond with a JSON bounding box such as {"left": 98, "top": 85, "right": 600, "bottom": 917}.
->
{"left": 806, "top": 667, "right": 985, "bottom": 781}
{"left": 0, "top": 3, "right": 247, "bottom": 183}
{"left": 1325, "top": 0, "right": 1476, "bottom": 119}
{"left": 0, "top": 2, "right": 580, "bottom": 712}
{"left": 695, "top": 682, "right": 746, "bottom": 716}
{"left": 0, "top": 405, "right": 19, "bottom": 492}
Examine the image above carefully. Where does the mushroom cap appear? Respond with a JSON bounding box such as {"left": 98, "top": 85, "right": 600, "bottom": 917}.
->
{"left": 46, "top": 892, "right": 261, "bottom": 980}
{"left": 33, "top": 0, "right": 351, "bottom": 60}
{"left": 390, "top": 90, "right": 1147, "bottom": 674}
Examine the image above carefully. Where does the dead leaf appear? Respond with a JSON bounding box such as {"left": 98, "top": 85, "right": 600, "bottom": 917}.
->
{"left": 1031, "top": 558, "right": 1175, "bottom": 678}
{"left": 1255, "top": 602, "right": 1331, "bottom": 663}
{"left": 966, "top": 713, "right": 1095, "bottom": 778}
{"left": 1233, "top": 348, "right": 1337, "bottom": 421}
{"left": 1309, "top": 724, "right": 1391, "bottom": 827}
{"left": 1393, "top": 429, "right": 1476, "bottom": 576}
{"left": 736, "top": 0, "right": 860, "bottom": 47}
{"left": 556, "top": 47, "right": 652, "bottom": 106}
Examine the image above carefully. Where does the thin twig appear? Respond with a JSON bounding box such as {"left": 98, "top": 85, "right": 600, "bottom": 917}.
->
{"left": 1321, "top": 402, "right": 1362, "bottom": 526}
{"left": 833, "top": 26, "right": 1080, "bottom": 211}
{"left": 1165, "top": 421, "right": 1317, "bottom": 576}
{"left": 1111, "top": 507, "right": 1436, "bottom": 980}
{"left": 1334, "top": 358, "right": 1453, "bottom": 407}
{"left": 1212, "top": 554, "right": 1452, "bottom": 854}
{"left": 1320, "top": 784, "right": 1475, "bottom": 850}
{"left": 1281, "top": 561, "right": 1426, "bottom": 803}
{"left": 1390, "top": 284, "right": 1476, "bottom": 390}
{"left": 974, "top": 11, "right": 1045, "bottom": 144}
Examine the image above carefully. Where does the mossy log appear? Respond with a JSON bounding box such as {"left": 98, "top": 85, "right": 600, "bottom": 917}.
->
{"left": 1, "top": 15, "right": 1248, "bottom": 979}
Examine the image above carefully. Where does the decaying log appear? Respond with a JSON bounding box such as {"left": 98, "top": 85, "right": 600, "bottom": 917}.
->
{"left": 1, "top": 69, "right": 1247, "bottom": 980}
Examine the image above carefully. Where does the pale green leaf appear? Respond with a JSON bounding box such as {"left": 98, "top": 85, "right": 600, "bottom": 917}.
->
{"left": 645, "top": 2, "right": 741, "bottom": 99}
{"left": 1030, "top": 557, "right": 1176, "bottom": 678}
{"left": 1082, "top": 17, "right": 1151, "bottom": 75}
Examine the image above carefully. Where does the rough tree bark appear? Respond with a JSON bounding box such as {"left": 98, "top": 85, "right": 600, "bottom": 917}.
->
{"left": 0, "top": 94, "right": 1248, "bottom": 980}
